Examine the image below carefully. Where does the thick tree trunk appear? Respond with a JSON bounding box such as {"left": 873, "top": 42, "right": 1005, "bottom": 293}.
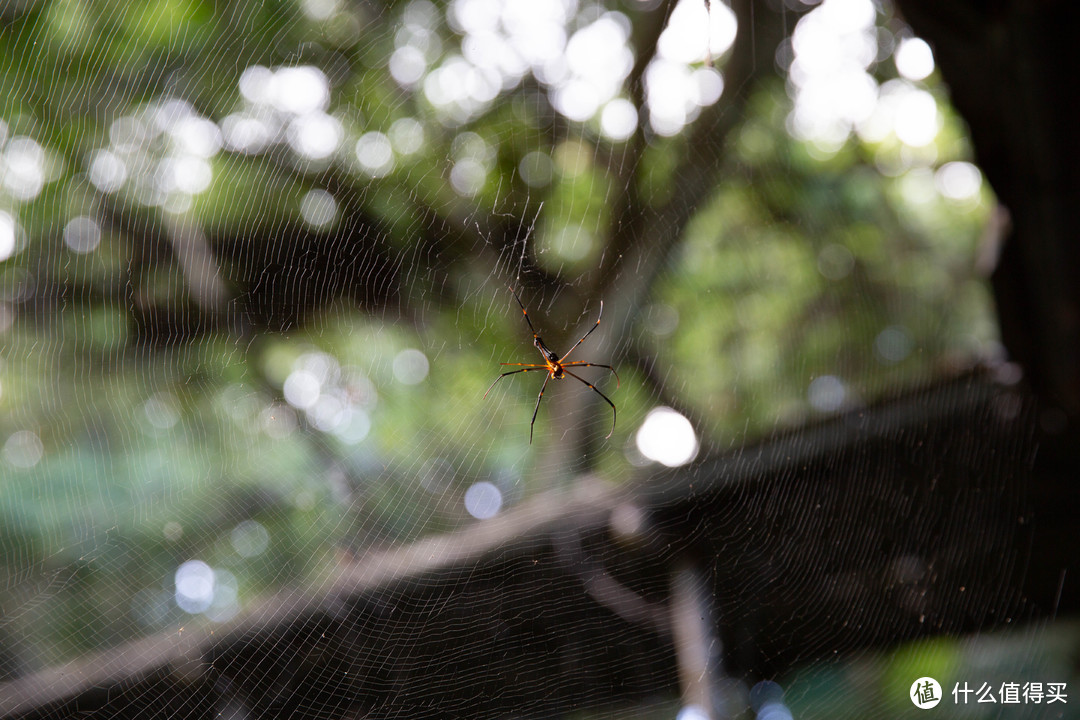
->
{"left": 895, "top": 0, "right": 1080, "bottom": 418}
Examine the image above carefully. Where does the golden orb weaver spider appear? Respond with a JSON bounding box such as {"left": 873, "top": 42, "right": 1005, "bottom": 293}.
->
{"left": 485, "top": 286, "right": 619, "bottom": 443}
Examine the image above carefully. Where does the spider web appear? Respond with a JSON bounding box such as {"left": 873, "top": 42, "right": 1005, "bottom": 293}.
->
{"left": 0, "top": 0, "right": 1071, "bottom": 718}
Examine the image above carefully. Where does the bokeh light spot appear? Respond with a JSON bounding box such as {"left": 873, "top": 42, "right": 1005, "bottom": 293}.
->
{"left": 302, "top": 0, "right": 340, "bottom": 20}
{"left": 545, "top": 224, "right": 596, "bottom": 263}
{"left": 389, "top": 117, "right": 425, "bottom": 155}
{"left": 393, "top": 348, "right": 430, "bottom": 385}
{"left": 519, "top": 150, "right": 553, "bottom": 188}
{"left": 935, "top": 161, "right": 982, "bottom": 201}
{"left": 635, "top": 407, "right": 699, "bottom": 467}
{"left": 758, "top": 703, "right": 794, "bottom": 720}
{"left": 88, "top": 149, "right": 127, "bottom": 192}
{"left": 895, "top": 37, "right": 935, "bottom": 81}
{"left": 600, "top": 98, "right": 638, "bottom": 141}
{"left": 205, "top": 570, "right": 240, "bottom": 623}
{"left": 288, "top": 112, "right": 343, "bottom": 160}
{"left": 261, "top": 403, "right": 298, "bottom": 439}
{"left": 163, "top": 521, "right": 183, "bottom": 542}
{"left": 283, "top": 369, "right": 322, "bottom": 409}
{"left": 808, "top": 375, "right": 847, "bottom": 412}
{"left": 450, "top": 158, "right": 487, "bottom": 196}
{"left": 300, "top": 189, "right": 338, "bottom": 228}
{"left": 817, "top": 243, "right": 855, "bottom": 281}
{"left": 464, "top": 481, "right": 502, "bottom": 519}
{"left": 894, "top": 89, "right": 939, "bottom": 146}
{"left": 174, "top": 560, "right": 215, "bottom": 614}
{"left": 875, "top": 325, "right": 913, "bottom": 364}
{"left": 356, "top": 132, "right": 395, "bottom": 177}
{"left": 390, "top": 46, "right": 427, "bottom": 87}
{"left": 63, "top": 216, "right": 102, "bottom": 254}
{"left": 333, "top": 408, "right": 371, "bottom": 444}
{"left": 675, "top": 706, "right": 710, "bottom": 720}
{"left": 3, "top": 137, "right": 47, "bottom": 201}
{"left": 143, "top": 392, "right": 180, "bottom": 430}
{"left": 271, "top": 66, "right": 331, "bottom": 114}
{"left": 553, "top": 140, "right": 591, "bottom": 177}
{"left": 231, "top": 520, "right": 271, "bottom": 558}
{"left": 0, "top": 211, "right": 18, "bottom": 261}
{"left": 644, "top": 303, "right": 680, "bottom": 337}
{"left": 658, "top": 0, "right": 737, "bottom": 65}
{"left": 3, "top": 430, "right": 43, "bottom": 469}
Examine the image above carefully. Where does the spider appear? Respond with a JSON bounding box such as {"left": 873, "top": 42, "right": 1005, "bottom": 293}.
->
{"left": 485, "top": 286, "right": 619, "bottom": 443}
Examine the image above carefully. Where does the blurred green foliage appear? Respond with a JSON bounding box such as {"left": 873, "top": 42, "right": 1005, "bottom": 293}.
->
{"left": 0, "top": 0, "right": 998, "bottom": 684}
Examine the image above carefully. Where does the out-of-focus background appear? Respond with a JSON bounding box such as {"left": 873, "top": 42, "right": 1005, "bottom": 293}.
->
{"left": 0, "top": 0, "right": 1076, "bottom": 717}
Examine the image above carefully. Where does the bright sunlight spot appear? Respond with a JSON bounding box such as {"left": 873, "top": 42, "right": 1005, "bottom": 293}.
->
{"left": 893, "top": 87, "right": 940, "bottom": 146}
{"left": 935, "top": 161, "right": 983, "bottom": 201}
{"left": 2, "top": 137, "right": 47, "bottom": 201}
{"left": 430, "top": 0, "right": 726, "bottom": 131}
{"left": 676, "top": 706, "right": 710, "bottom": 720}
{"left": 287, "top": 112, "right": 343, "bottom": 160}
{"left": 174, "top": 560, "right": 215, "bottom": 614}
{"left": 0, "top": 211, "right": 18, "bottom": 261}
{"left": 88, "top": 149, "right": 127, "bottom": 192}
{"left": 646, "top": 0, "right": 734, "bottom": 136}
{"left": 657, "top": 0, "right": 736, "bottom": 65}
{"left": 174, "top": 560, "right": 239, "bottom": 622}
{"left": 787, "top": 0, "right": 878, "bottom": 149}
{"left": 895, "top": 37, "right": 935, "bottom": 81}
{"left": 635, "top": 407, "right": 699, "bottom": 467}
{"left": 355, "top": 132, "right": 395, "bottom": 177}
{"left": 284, "top": 369, "right": 322, "bottom": 410}
{"left": 788, "top": 0, "right": 942, "bottom": 153}
{"left": 600, "top": 98, "right": 638, "bottom": 141}
{"left": 243, "top": 65, "right": 330, "bottom": 114}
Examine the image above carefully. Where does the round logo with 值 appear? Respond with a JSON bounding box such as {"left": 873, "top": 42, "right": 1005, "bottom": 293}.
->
{"left": 910, "top": 677, "right": 942, "bottom": 709}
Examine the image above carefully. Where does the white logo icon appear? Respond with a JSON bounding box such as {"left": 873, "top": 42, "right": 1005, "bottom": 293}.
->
{"left": 911, "top": 677, "right": 942, "bottom": 709}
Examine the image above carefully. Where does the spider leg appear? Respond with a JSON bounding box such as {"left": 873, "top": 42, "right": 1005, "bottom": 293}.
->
{"left": 560, "top": 361, "right": 620, "bottom": 388}
{"left": 484, "top": 367, "right": 546, "bottom": 399}
{"left": 498, "top": 362, "right": 550, "bottom": 367}
{"left": 508, "top": 286, "right": 541, "bottom": 339}
{"left": 564, "top": 369, "right": 617, "bottom": 439}
{"left": 559, "top": 300, "right": 602, "bottom": 363}
{"left": 529, "top": 373, "right": 552, "bottom": 444}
